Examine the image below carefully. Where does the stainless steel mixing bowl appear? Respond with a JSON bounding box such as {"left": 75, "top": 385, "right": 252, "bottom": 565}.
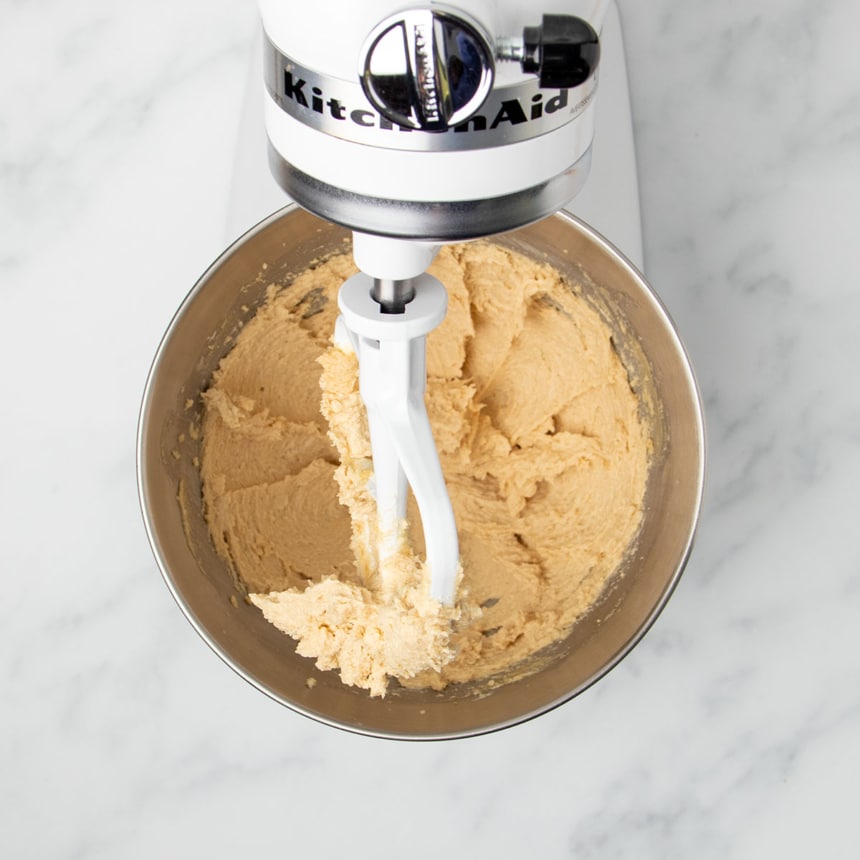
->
{"left": 137, "top": 205, "right": 704, "bottom": 739}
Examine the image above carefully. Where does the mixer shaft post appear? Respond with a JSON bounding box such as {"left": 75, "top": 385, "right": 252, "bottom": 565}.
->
{"left": 371, "top": 277, "right": 416, "bottom": 314}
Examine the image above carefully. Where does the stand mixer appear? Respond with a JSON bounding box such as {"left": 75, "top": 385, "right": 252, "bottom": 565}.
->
{"left": 259, "top": 0, "right": 611, "bottom": 604}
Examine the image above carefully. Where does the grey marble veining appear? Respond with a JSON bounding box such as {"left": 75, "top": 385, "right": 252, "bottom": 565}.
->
{"left": 2, "top": 1, "right": 859, "bottom": 857}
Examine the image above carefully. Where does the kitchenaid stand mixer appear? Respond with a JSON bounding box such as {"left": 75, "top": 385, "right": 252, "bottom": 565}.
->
{"left": 259, "top": 0, "right": 611, "bottom": 604}
{"left": 138, "top": 0, "right": 703, "bottom": 734}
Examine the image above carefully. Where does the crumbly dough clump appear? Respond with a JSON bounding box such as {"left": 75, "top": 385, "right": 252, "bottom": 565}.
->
{"left": 201, "top": 243, "right": 650, "bottom": 696}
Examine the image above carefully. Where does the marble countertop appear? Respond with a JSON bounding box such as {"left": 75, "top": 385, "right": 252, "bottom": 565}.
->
{"left": 3, "top": 1, "right": 858, "bottom": 857}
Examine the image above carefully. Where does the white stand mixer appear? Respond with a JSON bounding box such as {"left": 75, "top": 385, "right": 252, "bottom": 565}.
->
{"left": 254, "top": 0, "right": 626, "bottom": 604}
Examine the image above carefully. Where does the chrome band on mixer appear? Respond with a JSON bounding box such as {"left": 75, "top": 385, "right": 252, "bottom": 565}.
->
{"left": 267, "top": 144, "right": 593, "bottom": 239}
{"left": 263, "top": 35, "right": 597, "bottom": 152}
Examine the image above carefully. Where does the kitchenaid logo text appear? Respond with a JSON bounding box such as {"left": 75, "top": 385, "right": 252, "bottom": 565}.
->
{"left": 263, "top": 39, "right": 594, "bottom": 153}
{"left": 281, "top": 70, "right": 581, "bottom": 133}
{"left": 413, "top": 25, "right": 440, "bottom": 123}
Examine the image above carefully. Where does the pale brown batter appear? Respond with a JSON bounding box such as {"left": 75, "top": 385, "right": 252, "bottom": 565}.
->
{"left": 201, "top": 243, "right": 650, "bottom": 696}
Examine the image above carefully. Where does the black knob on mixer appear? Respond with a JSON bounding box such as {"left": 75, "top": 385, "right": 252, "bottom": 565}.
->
{"left": 521, "top": 15, "right": 600, "bottom": 89}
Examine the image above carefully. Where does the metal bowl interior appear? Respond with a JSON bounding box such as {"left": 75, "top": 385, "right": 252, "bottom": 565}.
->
{"left": 137, "top": 205, "right": 704, "bottom": 740}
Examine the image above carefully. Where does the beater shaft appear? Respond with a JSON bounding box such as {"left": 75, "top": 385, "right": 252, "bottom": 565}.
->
{"left": 371, "top": 277, "right": 416, "bottom": 314}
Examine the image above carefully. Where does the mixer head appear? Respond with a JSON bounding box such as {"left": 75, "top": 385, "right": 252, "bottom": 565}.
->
{"left": 260, "top": 0, "right": 608, "bottom": 246}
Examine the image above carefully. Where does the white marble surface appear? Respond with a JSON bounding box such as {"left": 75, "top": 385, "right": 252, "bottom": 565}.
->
{"left": 2, "top": 1, "right": 859, "bottom": 857}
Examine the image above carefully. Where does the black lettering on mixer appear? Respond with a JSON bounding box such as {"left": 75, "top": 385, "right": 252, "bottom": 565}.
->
{"left": 283, "top": 71, "right": 308, "bottom": 107}
{"left": 281, "top": 66, "right": 578, "bottom": 136}
{"left": 327, "top": 98, "right": 347, "bottom": 120}
{"left": 268, "top": 41, "right": 595, "bottom": 152}
{"left": 453, "top": 115, "right": 487, "bottom": 132}
{"left": 532, "top": 89, "right": 569, "bottom": 119}
{"left": 545, "top": 89, "right": 569, "bottom": 114}
{"left": 490, "top": 99, "right": 528, "bottom": 128}
{"left": 286, "top": 74, "right": 351, "bottom": 122}
{"left": 351, "top": 109, "right": 375, "bottom": 127}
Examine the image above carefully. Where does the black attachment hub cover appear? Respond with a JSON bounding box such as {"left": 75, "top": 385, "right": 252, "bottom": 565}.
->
{"left": 522, "top": 14, "right": 600, "bottom": 89}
